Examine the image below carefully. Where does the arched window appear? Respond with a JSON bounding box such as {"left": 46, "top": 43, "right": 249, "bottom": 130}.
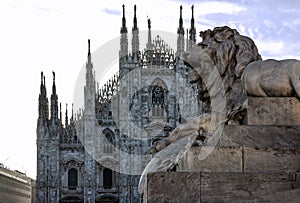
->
{"left": 102, "top": 129, "right": 115, "bottom": 154}
{"left": 103, "top": 168, "right": 113, "bottom": 189}
{"left": 68, "top": 168, "right": 78, "bottom": 190}
{"left": 105, "top": 133, "right": 114, "bottom": 144}
{"left": 152, "top": 85, "right": 165, "bottom": 117}
{"left": 152, "top": 86, "right": 164, "bottom": 106}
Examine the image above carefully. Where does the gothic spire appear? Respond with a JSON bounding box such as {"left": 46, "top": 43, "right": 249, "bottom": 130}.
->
{"left": 40, "top": 71, "right": 44, "bottom": 96}
{"left": 131, "top": 5, "right": 139, "bottom": 62}
{"left": 119, "top": 4, "right": 129, "bottom": 78}
{"left": 189, "top": 5, "right": 196, "bottom": 46}
{"left": 147, "top": 17, "right": 152, "bottom": 50}
{"left": 88, "top": 39, "right": 91, "bottom": 63}
{"left": 43, "top": 75, "right": 46, "bottom": 98}
{"left": 84, "top": 39, "right": 96, "bottom": 118}
{"left": 44, "top": 76, "right": 49, "bottom": 120}
{"left": 71, "top": 103, "right": 74, "bottom": 121}
{"left": 38, "top": 72, "right": 46, "bottom": 124}
{"left": 176, "top": 5, "right": 185, "bottom": 59}
{"left": 177, "top": 5, "right": 184, "bottom": 35}
{"left": 133, "top": 5, "right": 138, "bottom": 31}
{"left": 52, "top": 71, "right": 56, "bottom": 95}
{"left": 50, "top": 71, "right": 58, "bottom": 122}
{"left": 191, "top": 5, "right": 195, "bottom": 29}
{"left": 60, "top": 102, "right": 62, "bottom": 124}
{"left": 65, "top": 103, "right": 68, "bottom": 126}
{"left": 86, "top": 39, "right": 94, "bottom": 88}
{"left": 148, "top": 17, "right": 151, "bottom": 30}
{"left": 121, "top": 4, "right": 127, "bottom": 34}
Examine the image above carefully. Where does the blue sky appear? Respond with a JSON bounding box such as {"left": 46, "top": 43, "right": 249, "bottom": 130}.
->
{"left": 0, "top": 0, "right": 299, "bottom": 178}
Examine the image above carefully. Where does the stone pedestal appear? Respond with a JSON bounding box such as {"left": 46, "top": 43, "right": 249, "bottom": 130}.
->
{"left": 184, "top": 125, "right": 300, "bottom": 172}
{"left": 145, "top": 97, "right": 300, "bottom": 202}
{"left": 146, "top": 172, "right": 299, "bottom": 203}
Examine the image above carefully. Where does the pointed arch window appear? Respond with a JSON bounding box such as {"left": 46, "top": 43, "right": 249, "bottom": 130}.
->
{"left": 103, "top": 168, "right": 113, "bottom": 189}
{"left": 68, "top": 168, "right": 78, "bottom": 189}
{"left": 152, "top": 86, "right": 164, "bottom": 105}
{"left": 102, "top": 129, "right": 115, "bottom": 154}
{"left": 152, "top": 85, "right": 165, "bottom": 117}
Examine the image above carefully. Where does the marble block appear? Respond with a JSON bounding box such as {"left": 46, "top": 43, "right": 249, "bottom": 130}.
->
{"left": 246, "top": 97, "right": 300, "bottom": 125}
{"left": 146, "top": 172, "right": 297, "bottom": 203}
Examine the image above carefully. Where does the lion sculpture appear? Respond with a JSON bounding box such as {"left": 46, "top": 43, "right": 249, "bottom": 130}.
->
{"left": 150, "top": 26, "right": 300, "bottom": 153}
{"left": 138, "top": 26, "right": 300, "bottom": 194}
{"left": 242, "top": 59, "right": 300, "bottom": 97}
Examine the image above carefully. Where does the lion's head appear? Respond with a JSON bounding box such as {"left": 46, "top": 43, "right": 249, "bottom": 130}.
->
{"left": 185, "top": 26, "right": 261, "bottom": 87}
{"left": 184, "top": 26, "right": 261, "bottom": 120}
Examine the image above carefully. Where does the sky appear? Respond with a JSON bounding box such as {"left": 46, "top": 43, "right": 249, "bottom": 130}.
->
{"left": 0, "top": 0, "right": 299, "bottom": 179}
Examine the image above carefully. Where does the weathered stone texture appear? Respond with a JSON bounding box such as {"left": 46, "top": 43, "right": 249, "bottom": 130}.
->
{"left": 200, "top": 172, "right": 296, "bottom": 202}
{"left": 261, "top": 189, "right": 300, "bottom": 203}
{"left": 184, "top": 124, "right": 300, "bottom": 173}
{"left": 185, "top": 146, "right": 300, "bottom": 173}
{"left": 146, "top": 172, "right": 297, "bottom": 203}
{"left": 244, "top": 147, "right": 300, "bottom": 172}
{"left": 147, "top": 172, "right": 200, "bottom": 203}
{"left": 247, "top": 97, "right": 300, "bottom": 125}
{"left": 186, "top": 147, "right": 242, "bottom": 172}
{"left": 220, "top": 125, "right": 300, "bottom": 148}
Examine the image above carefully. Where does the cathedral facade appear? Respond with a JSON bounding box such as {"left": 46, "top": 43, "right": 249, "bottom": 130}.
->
{"left": 36, "top": 5, "right": 199, "bottom": 203}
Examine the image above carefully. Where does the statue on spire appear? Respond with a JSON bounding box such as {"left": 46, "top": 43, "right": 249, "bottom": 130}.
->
{"left": 148, "top": 18, "right": 151, "bottom": 30}
{"left": 177, "top": 5, "right": 184, "bottom": 35}
{"left": 88, "top": 39, "right": 90, "bottom": 54}
{"left": 133, "top": 4, "right": 138, "bottom": 31}
{"left": 121, "top": 4, "right": 127, "bottom": 34}
{"left": 41, "top": 72, "right": 44, "bottom": 85}
{"left": 189, "top": 5, "right": 196, "bottom": 47}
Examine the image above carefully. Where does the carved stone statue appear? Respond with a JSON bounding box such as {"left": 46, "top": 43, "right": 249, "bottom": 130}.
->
{"left": 150, "top": 25, "right": 263, "bottom": 152}
{"left": 242, "top": 59, "right": 300, "bottom": 97}
{"left": 138, "top": 25, "right": 300, "bottom": 194}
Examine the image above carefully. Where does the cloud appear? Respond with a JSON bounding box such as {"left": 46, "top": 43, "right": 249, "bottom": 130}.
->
{"left": 12, "top": 5, "right": 60, "bottom": 13}
{"left": 190, "top": 0, "right": 300, "bottom": 59}
{"left": 103, "top": 8, "right": 121, "bottom": 16}
{"left": 194, "top": 1, "right": 247, "bottom": 16}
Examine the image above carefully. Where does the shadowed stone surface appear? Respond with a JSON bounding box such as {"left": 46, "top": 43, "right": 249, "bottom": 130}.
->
{"left": 185, "top": 146, "right": 300, "bottom": 173}
{"left": 186, "top": 147, "right": 243, "bottom": 172}
{"left": 200, "top": 172, "right": 296, "bottom": 202}
{"left": 146, "top": 172, "right": 297, "bottom": 203}
{"left": 182, "top": 124, "right": 300, "bottom": 172}
{"left": 147, "top": 172, "right": 200, "bottom": 203}
{"left": 244, "top": 147, "right": 300, "bottom": 172}
{"left": 261, "top": 189, "right": 300, "bottom": 203}
{"left": 247, "top": 97, "right": 300, "bottom": 125}
{"left": 220, "top": 125, "right": 300, "bottom": 147}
